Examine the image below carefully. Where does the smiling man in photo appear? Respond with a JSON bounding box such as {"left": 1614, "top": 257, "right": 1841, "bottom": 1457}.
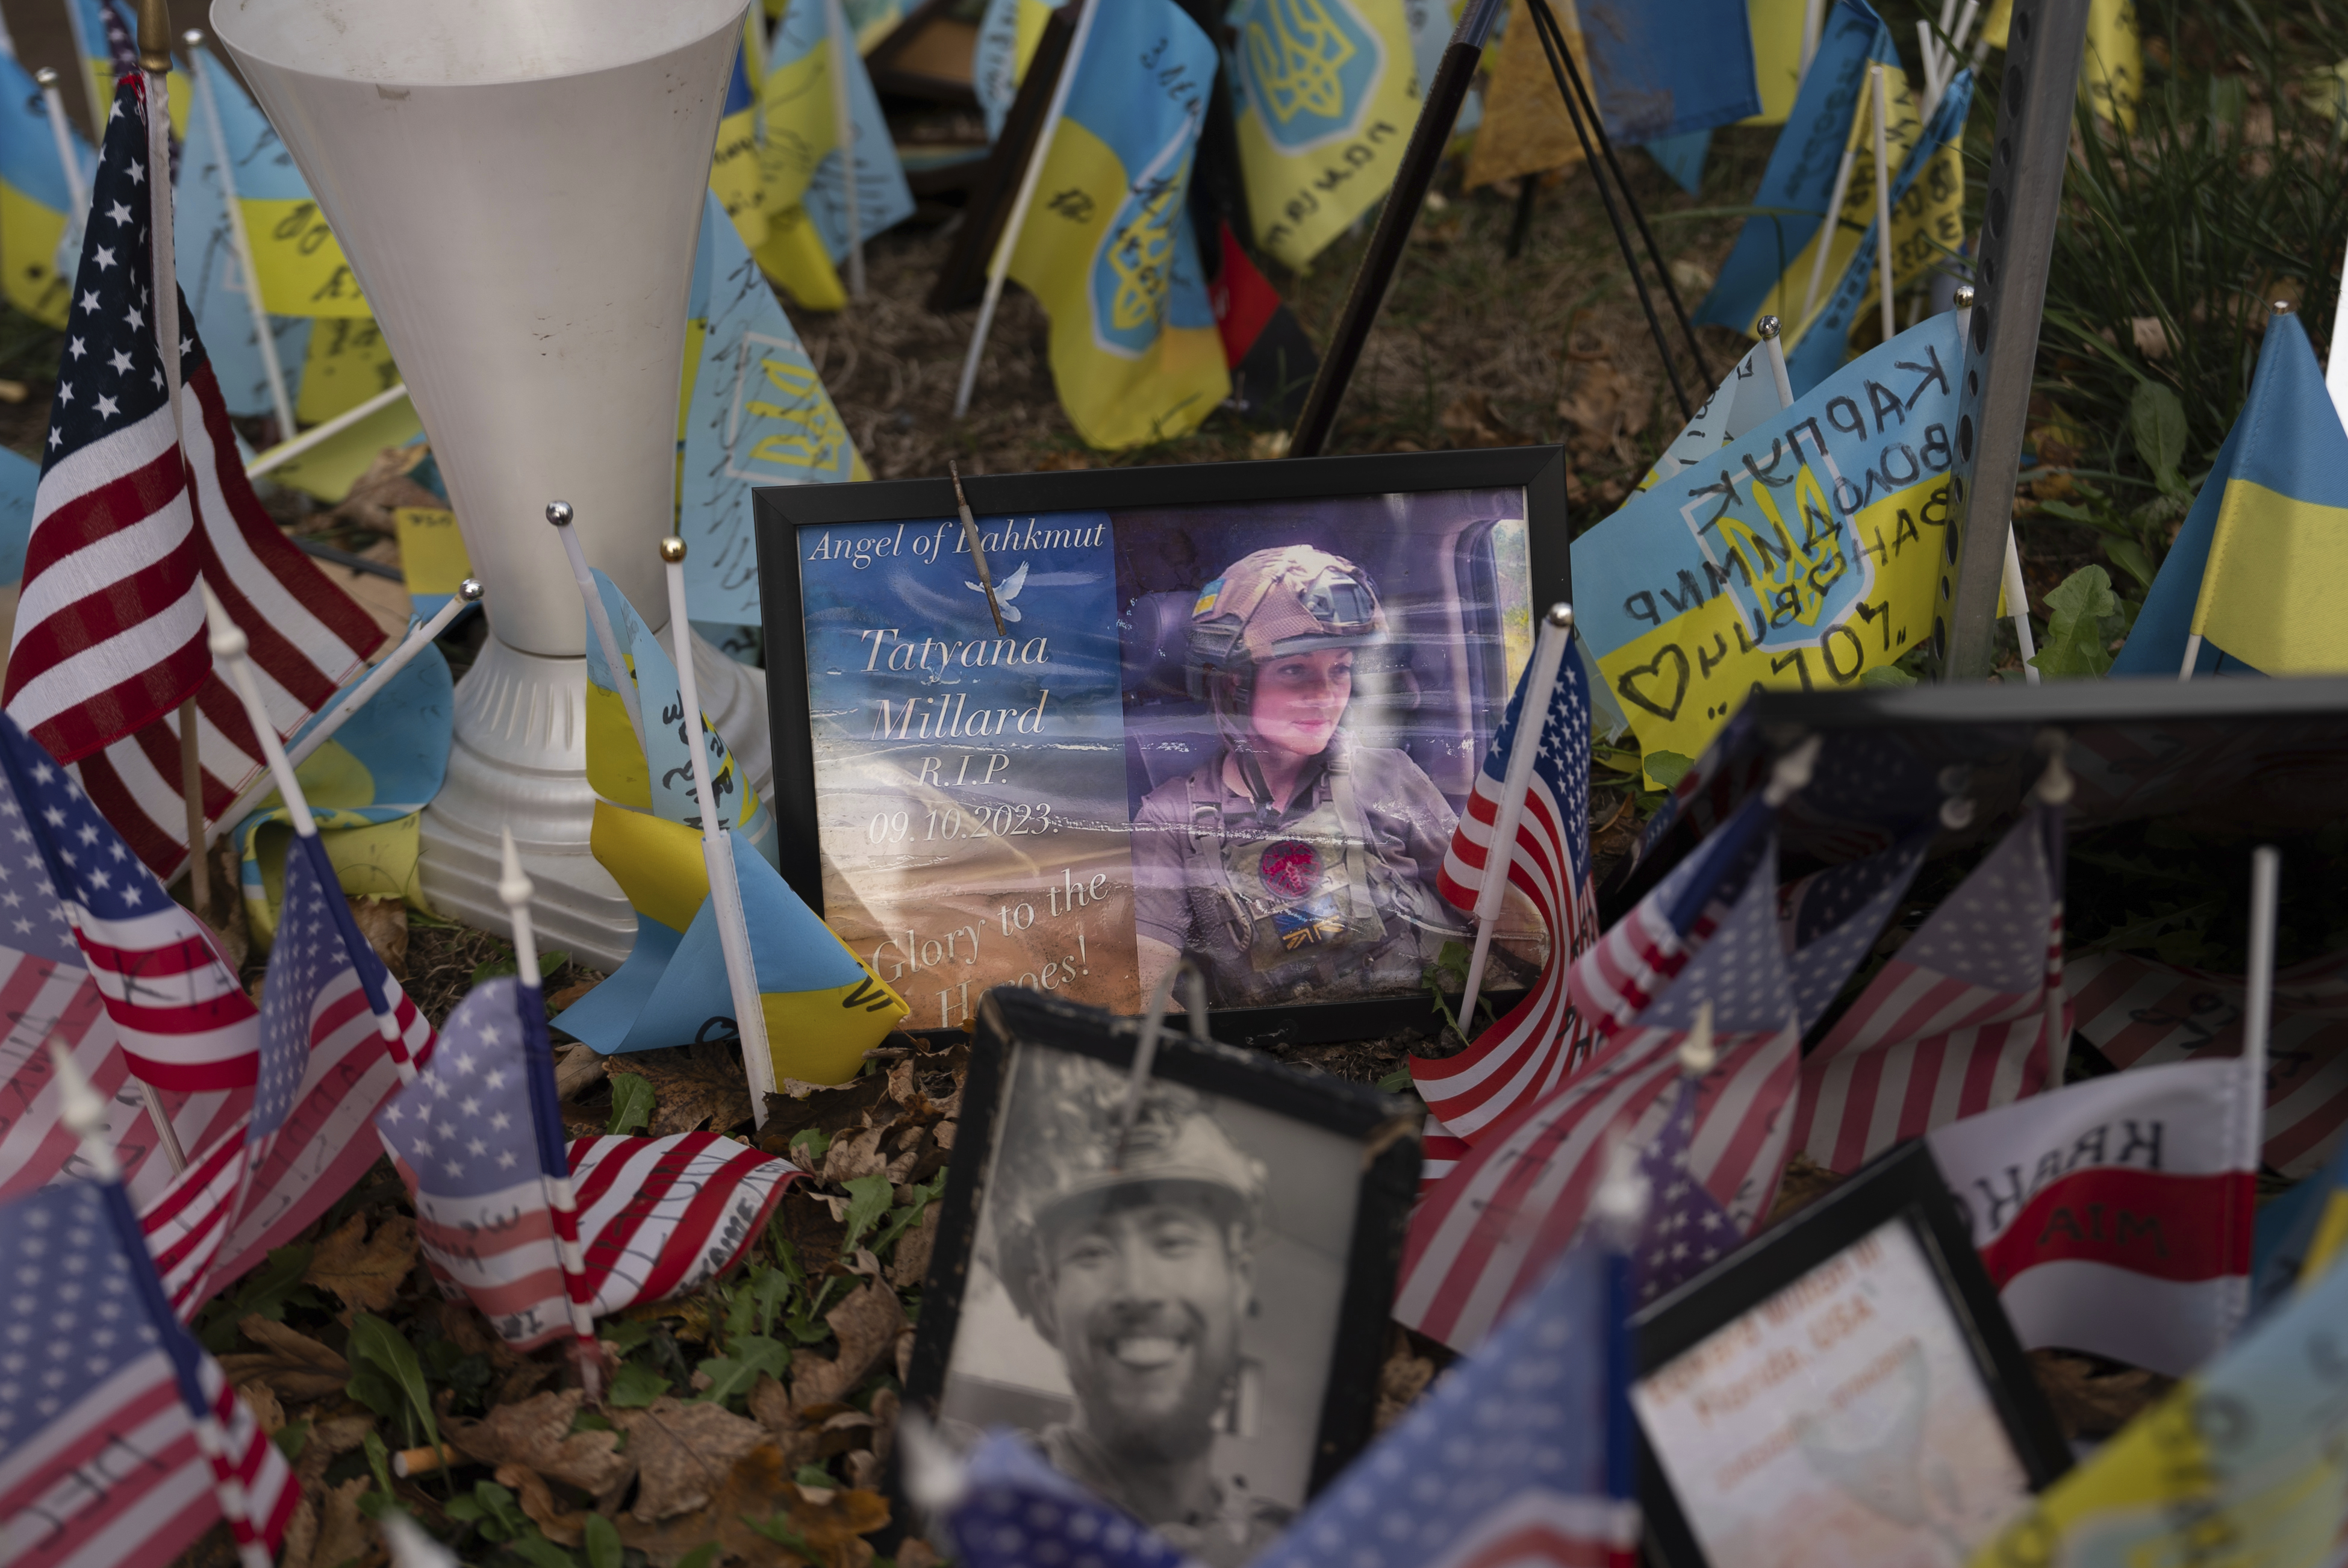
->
{"left": 994, "top": 1057, "right": 1291, "bottom": 1566}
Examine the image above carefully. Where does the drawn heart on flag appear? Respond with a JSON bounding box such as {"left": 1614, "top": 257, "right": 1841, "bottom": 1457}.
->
{"left": 1616, "top": 646, "right": 1690, "bottom": 720}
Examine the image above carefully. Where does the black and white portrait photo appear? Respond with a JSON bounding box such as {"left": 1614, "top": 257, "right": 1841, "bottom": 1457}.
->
{"left": 933, "top": 1041, "right": 1366, "bottom": 1567}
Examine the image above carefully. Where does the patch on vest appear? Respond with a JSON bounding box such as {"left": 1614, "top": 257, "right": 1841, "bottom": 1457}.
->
{"left": 1257, "top": 838, "right": 1321, "bottom": 899}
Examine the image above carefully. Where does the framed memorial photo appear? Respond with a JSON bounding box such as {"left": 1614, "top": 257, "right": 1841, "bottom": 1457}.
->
{"left": 902, "top": 985, "right": 1419, "bottom": 1558}
{"left": 755, "top": 447, "right": 1569, "bottom": 1047}
{"left": 1631, "top": 1140, "right": 2070, "bottom": 1568}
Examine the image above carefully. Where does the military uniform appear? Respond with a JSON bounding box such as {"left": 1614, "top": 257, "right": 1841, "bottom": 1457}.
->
{"left": 1130, "top": 738, "right": 1466, "bottom": 1007}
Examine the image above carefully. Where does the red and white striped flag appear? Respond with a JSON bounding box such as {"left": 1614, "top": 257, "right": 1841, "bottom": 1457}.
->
{"left": 2066, "top": 946, "right": 2348, "bottom": 1177}
{"left": 1410, "top": 630, "right": 1601, "bottom": 1143}
{"left": 1926, "top": 1055, "right": 2258, "bottom": 1375}
{"left": 1396, "top": 798, "right": 1799, "bottom": 1351}
{"left": 1792, "top": 795, "right": 2069, "bottom": 1173}
{"left": 567, "top": 1131, "right": 800, "bottom": 1314}
{"left": 1, "top": 75, "right": 381, "bottom": 881}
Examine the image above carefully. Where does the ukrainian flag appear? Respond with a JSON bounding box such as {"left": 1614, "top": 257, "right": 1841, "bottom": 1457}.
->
{"left": 1227, "top": 0, "right": 1421, "bottom": 271}
{"left": 0, "top": 51, "right": 91, "bottom": 329}
{"left": 712, "top": 36, "right": 770, "bottom": 251}
{"left": 974, "top": 0, "right": 1056, "bottom": 141}
{"left": 1696, "top": 0, "right": 1896, "bottom": 335}
{"left": 2113, "top": 313, "right": 2348, "bottom": 678}
{"left": 759, "top": 0, "right": 914, "bottom": 264}
{"left": 232, "top": 639, "right": 453, "bottom": 947}
{"left": 1004, "top": 0, "right": 1228, "bottom": 451}
{"left": 187, "top": 52, "right": 369, "bottom": 319}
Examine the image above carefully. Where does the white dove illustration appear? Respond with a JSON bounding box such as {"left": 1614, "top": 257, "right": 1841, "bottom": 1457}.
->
{"left": 965, "top": 561, "right": 1029, "bottom": 623}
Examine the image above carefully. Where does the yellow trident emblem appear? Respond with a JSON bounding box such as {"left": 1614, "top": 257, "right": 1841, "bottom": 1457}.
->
{"left": 1243, "top": 0, "right": 1357, "bottom": 124}
{"left": 741, "top": 351, "right": 847, "bottom": 473}
{"left": 1106, "top": 179, "right": 1183, "bottom": 334}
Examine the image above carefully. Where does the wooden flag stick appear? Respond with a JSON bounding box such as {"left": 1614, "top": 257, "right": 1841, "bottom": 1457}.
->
{"left": 185, "top": 31, "right": 295, "bottom": 438}
{"left": 661, "top": 538, "right": 776, "bottom": 1124}
{"left": 52, "top": 1039, "right": 272, "bottom": 1568}
{"left": 179, "top": 698, "right": 210, "bottom": 914}
{"left": 498, "top": 826, "right": 603, "bottom": 1401}
{"left": 953, "top": 0, "right": 1098, "bottom": 418}
{"left": 1457, "top": 603, "right": 1575, "bottom": 1033}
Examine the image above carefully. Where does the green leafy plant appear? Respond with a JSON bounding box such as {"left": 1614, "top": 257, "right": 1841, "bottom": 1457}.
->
{"left": 348, "top": 1313, "right": 444, "bottom": 1458}
{"left": 1421, "top": 938, "right": 1499, "bottom": 1041}
{"left": 606, "top": 1075, "right": 656, "bottom": 1136}
{"left": 583, "top": 1513, "right": 624, "bottom": 1568}
{"left": 608, "top": 1361, "right": 671, "bottom": 1408}
{"left": 2031, "top": 566, "right": 2132, "bottom": 678}
{"left": 447, "top": 1480, "right": 576, "bottom": 1567}
{"left": 195, "top": 1243, "right": 320, "bottom": 1352}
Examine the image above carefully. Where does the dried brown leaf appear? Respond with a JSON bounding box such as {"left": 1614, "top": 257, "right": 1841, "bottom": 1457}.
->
{"left": 609, "top": 1044, "right": 754, "bottom": 1136}
{"left": 1767, "top": 1154, "right": 1847, "bottom": 1224}
{"left": 822, "top": 1124, "right": 889, "bottom": 1184}
{"left": 295, "top": 1414, "right": 378, "bottom": 1491}
{"left": 791, "top": 1281, "right": 906, "bottom": 1410}
{"left": 346, "top": 898, "right": 409, "bottom": 980}
{"left": 773, "top": 1188, "right": 848, "bottom": 1278}
{"left": 499, "top": 1463, "right": 590, "bottom": 1547}
{"left": 612, "top": 1398, "right": 770, "bottom": 1523}
{"left": 887, "top": 1205, "right": 939, "bottom": 1290}
{"left": 279, "top": 1495, "right": 319, "bottom": 1568}
{"left": 443, "top": 1389, "right": 630, "bottom": 1496}
{"left": 895, "top": 1540, "right": 944, "bottom": 1568}
{"left": 305, "top": 1214, "right": 419, "bottom": 1314}
{"left": 1439, "top": 392, "right": 1527, "bottom": 450}
{"left": 220, "top": 1316, "right": 349, "bottom": 1404}
{"left": 236, "top": 1380, "right": 286, "bottom": 1437}
{"left": 868, "top": 1389, "right": 898, "bottom": 1464}
{"left": 615, "top": 1446, "right": 889, "bottom": 1568}
{"left": 311, "top": 1477, "right": 378, "bottom": 1568}
{"left": 553, "top": 1042, "right": 607, "bottom": 1098}
{"left": 2029, "top": 1348, "right": 2173, "bottom": 1440}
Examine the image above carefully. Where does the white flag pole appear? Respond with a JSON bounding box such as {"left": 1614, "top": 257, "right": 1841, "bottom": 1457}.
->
{"left": 2327, "top": 241, "right": 2348, "bottom": 433}
{"left": 823, "top": 0, "right": 865, "bottom": 300}
{"left": 953, "top": 0, "right": 1098, "bottom": 418}
{"left": 497, "top": 826, "right": 604, "bottom": 1399}
{"left": 1798, "top": 0, "right": 1825, "bottom": 82}
{"left": 662, "top": 538, "right": 777, "bottom": 1124}
{"left": 1457, "top": 603, "right": 1574, "bottom": 1032}
{"left": 1799, "top": 84, "right": 1866, "bottom": 329}
{"left": 1869, "top": 64, "right": 1897, "bottom": 348}
{"left": 240, "top": 382, "right": 411, "bottom": 478}
{"left": 2243, "top": 845, "right": 2278, "bottom": 1131}
{"left": 548, "top": 500, "right": 647, "bottom": 750}
{"left": 1755, "top": 314, "right": 1795, "bottom": 409}
{"left": 184, "top": 34, "right": 295, "bottom": 439}
{"left": 204, "top": 580, "right": 484, "bottom": 850}
{"left": 33, "top": 69, "right": 86, "bottom": 225}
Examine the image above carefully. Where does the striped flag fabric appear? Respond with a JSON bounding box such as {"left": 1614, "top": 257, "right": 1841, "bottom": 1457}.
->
{"left": 0, "top": 706, "right": 257, "bottom": 1097}
{"left": 385, "top": 974, "right": 796, "bottom": 1342}
{"left": 1397, "top": 797, "right": 1801, "bottom": 1351}
{"left": 1926, "top": 1055, "right": 2258, "bottom": 1376}
{"left": 0, "top": 1178, "right": 295, "bottom": 1566}
{"left": 1792, "top": 795, "right": 2070, "bottom": 1173}
{"left": 2066, "top": 946, "right": 2348, "bottom": 1178}
{"left": 1254, "top": 1237, "right": 1631, "bottom": 1568}
{"left": 1, "top": 75, "right": 381, "bottom": 881}
{"left": 1410, "top": 634, "right": 1601, "bottom": 1143}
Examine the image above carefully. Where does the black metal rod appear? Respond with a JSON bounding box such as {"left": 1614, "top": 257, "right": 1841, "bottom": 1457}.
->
{"left": 1286, "top": 17, "right": 1494, "bottom": 459}
{"left": 1506, "top": 177, "right": 1539, "bottom": 260}
{"left": 1528, "top": 0, "right": 1716, "bottom": 388}
{"left": 1522, "top": 0, "right": 1694, "bottom": 422}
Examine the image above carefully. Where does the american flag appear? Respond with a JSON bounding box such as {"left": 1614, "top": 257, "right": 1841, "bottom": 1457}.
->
{"left": 0, "top": 707, "right": 257, "bottom": 1097}
{"left": 0, "top": 1179, "right": 294, "bottom": 1566}
{"left": 1778, "top": 823, "right": 1932, "bottom": 1031}
{"left": 1792, "top": 797, "right": 2069, "bottom": 1173}
{"left": 2067, "top": 945, "right": 2348, "bottom": 1178}
{"left": 1411, "top": 633, "right": 1602, "bottom": 1143}
{"left": 384, "top": 974, "right": 795, "bottom": 1342}
{"left": 1397, "top": 800, "right": 1801, "bottom": 1351}
{"left": 935, "top": 1431, "right": 1190, "bottom": 1568}
{"left": 1254, "top": 1239, "right": 1634, "bottom": 1568}
{"left": 2, "top": 75, "right": 381, "bottom": 880}
{"left": 1627, "top": 1071, "right": 1737, "bottom": 1307}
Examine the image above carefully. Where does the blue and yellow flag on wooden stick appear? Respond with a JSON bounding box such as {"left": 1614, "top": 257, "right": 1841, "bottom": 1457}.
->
{"left": 1696, "top": 0, "right": 1896, "bottom": 335}
{"left": 1004, "top": 0, "right": 1229, "bottom": 451}
{"left": 2113, "top": 313, "right": 2348, "bottom": 679}
{"left": 1782, "top": 69, "right": 1970, "bottom": 395}
{"left": 232, "top": 642, "right": 454, "bottom": 947}
{"left": 0, "top": 49, "right": 93, "bottom": 328}
{"left": 680, "top": 192, "right": 865, "bottom": 629}
{"left": 1967, "top": 1220, "right": 2348, "bottom": 1568}
{"left": 1575, "top": 310, "right": 1964, "bottom": 771}
{"left": 1227, "top": 0, "right": 1421, "bottom": 270}
{"left": 761, "top": 0, "right": 915, "bottom": 264}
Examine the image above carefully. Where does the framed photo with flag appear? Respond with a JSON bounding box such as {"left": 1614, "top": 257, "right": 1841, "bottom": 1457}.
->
{"left": 756, "top": 447, "right": 1570, "bottom": 1047}
{"left": 901, "top": 984, "right": 1420, "bottom": 1543}
{"left": 1630, "top": 1139, "right": 2072, "bottom": 1568}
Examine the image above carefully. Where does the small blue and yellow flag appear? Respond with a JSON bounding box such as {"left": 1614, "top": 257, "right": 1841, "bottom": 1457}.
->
{"left": 712, "top": 34, "right": 770, "bottom": 250}
{"left": 761, "top": 0, "right": 915, "bottom": 264}
{"left": 195, "top": 54, "right": 369, "bottom": 319}
{"left": 0, "top": 49, "right": 93, "bottom": 329}
{"left": 231, "top": 641, "right": 455, "bottom": 947}
{"left": 679, "top": 190, "right": 865, "bottom": 628}
{"left": 973, "top": 0, "right": 1056, "bottom": 141}
{"left": 1004, "top": 0, "right": 1228, "bottom": 450}
{"left": 1227, "top": 0, "right": 1421, "bottom": 270}
{"left": 1578, "top": 0, "right": 1760, "bottom": 144}
{"left": 2113, "top": 313, "right": 2348, "bottom": 679}
{"left": 1696, "top": 0, "right": 1897, "bottom": 335}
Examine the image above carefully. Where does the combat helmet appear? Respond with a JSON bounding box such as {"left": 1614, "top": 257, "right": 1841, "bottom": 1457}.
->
{"left": 990, "top": 1050, "right": 1267, "bottom": 1327}
{"left": 1185, "top": 545, "right": 1385, "bottom": 703}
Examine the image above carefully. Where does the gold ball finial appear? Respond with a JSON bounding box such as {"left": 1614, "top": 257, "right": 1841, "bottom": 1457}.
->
{"left": 659, "top": 537, "right": 687, "bottom": 564}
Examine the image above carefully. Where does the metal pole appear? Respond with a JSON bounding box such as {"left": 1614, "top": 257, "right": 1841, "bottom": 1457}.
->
{"left": 1938, "top": 0, "right": 2089, "bottom": 680}
{"left": 1288, "top": 0, "right": 1504, "bottom": 458}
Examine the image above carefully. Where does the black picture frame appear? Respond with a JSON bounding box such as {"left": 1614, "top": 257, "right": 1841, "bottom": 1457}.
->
{"left": 1631, "top": 1139, "right": 2072, "bottom": 1568}
{"left": 902, "top": 984, "right": 1421, "bottom": 1511}
{"left": 754, "top": 446, "right": 1571, "bottom": 1048}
